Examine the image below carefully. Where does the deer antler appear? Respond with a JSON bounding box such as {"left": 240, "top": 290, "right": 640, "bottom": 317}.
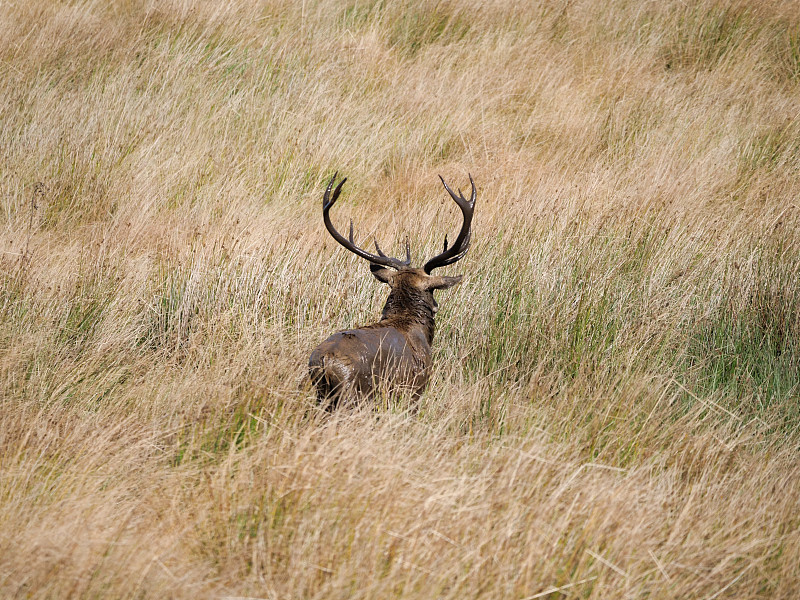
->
{"left": 322, "top": 173, "right": 411, "bottom": 269}
{"left": 423, "top": 174, "right": 476, "bottom": 273}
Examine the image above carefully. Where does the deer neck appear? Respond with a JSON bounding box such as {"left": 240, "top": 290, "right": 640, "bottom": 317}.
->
{"left": 379, "top": 288, "right": 436, "bottom": 345}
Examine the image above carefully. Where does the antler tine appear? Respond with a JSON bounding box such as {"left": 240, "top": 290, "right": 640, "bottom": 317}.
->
{"left": 323, "top": 171, "right": 336, "bottom": 204}
{"left": 321, "top": 174, "right": 411, "bottom": 270}
{"left": 323, "top": 172, "right": 347, "bottom": 210}
{"left": 468, "top": 173, "right": 476, "bottom": 202}
{"left": 438, "top": 174, "right": 475, "bottom": 208}
{"left": 375, "top": 237, "right": 411, "bottom": 266}
{"left": 423, "top": 174, "right": 476, "bottom": 274}
{"left": 437, "top": 229, "right": 471, "bottom": 267}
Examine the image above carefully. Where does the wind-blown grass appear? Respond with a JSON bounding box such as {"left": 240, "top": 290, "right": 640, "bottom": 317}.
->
{"left": 2, "top": 0, "right": 800, "bottom": 598}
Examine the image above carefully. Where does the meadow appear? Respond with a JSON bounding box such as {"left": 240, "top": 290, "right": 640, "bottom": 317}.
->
{"left": 2, "top": 0, "right": 800, "bottom": 597}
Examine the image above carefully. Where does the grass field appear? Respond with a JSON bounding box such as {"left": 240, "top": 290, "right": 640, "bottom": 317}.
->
{"left": 2, "top": 0, "right": 800, "bottom": 597}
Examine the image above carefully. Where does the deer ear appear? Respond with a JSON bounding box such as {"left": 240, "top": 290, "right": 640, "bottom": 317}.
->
{"left": 370, "top": 265, "right": 394, "bottom": 284}
{"left": 426, "top": 275, "right": 463, "bottom": 290}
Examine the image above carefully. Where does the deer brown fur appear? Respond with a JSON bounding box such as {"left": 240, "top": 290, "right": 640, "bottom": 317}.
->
{"left": 309, "top": 174, "right": 476, "bottom": 409}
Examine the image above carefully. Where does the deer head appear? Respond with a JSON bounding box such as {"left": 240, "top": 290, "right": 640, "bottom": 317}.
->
{"left": 322, "top": 173, "right": 475, "bottom": 325}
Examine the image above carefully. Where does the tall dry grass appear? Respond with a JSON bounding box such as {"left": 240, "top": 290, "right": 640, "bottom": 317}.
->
{"left": 2, "top": 0, "right": 800, "bottom": 597}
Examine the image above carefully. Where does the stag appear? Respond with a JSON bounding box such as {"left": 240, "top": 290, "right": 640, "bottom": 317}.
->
{"left": 309, "top": 173, "right": 476, "bottom": 409}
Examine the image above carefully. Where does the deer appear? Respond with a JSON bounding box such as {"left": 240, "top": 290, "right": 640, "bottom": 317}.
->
{"left": 309, "top": 173, "right": 476, "bottom": 409}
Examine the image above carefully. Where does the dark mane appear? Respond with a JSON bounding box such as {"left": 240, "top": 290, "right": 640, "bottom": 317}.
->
{"left": 376, "top": 278, "right": 436, "bottom": 343}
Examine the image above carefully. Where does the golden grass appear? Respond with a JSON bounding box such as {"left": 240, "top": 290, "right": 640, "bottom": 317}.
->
{"left": 2, "top": 0, "right": 800, "bottom": 597}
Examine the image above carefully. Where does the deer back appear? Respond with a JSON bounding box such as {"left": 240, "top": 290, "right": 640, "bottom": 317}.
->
{"left": 309, "top": 324, "right": 430, "bottom": 405}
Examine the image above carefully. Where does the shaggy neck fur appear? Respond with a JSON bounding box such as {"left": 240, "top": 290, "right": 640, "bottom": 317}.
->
{"left": 378, "top": 284, "right": 436, "bottom": 344}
